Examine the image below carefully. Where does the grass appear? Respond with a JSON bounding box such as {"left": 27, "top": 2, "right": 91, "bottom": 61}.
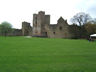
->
{"left": 0, "top": 36, "right": 96, "bottom": 72}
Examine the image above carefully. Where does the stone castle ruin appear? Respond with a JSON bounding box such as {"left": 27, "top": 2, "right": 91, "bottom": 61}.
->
{"left": 22, "top": 11, "right": 72, "bottom": 38}
{"left": 22, "top": 22, "right": 32, "bottom": 36}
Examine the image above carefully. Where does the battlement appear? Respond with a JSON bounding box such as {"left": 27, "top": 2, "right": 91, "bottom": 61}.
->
{"left": 38, "top": 11, "right": 45, "bottom": 15}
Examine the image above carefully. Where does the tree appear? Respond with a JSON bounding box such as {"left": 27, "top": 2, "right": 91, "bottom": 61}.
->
{"left": 70, "top": 12, "right": 92, "bottom": 38}
{"left": 71, "top": 12, "right": 92, "bottom": 27}
{"left": 69, "top": 24, "right": 80, "bottom": 38}
{"left": 84, "top": 22, "right": 96, "bottom": 35}
{"left": 0, "top": 21, "right": 12, "bottom": 36}
{"left": 91, "top": 18, "right": 96, "bottom": 24}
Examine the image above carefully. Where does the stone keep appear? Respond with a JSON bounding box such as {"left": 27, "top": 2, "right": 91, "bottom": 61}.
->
{"left": 32, "top": 11, "right": 50, "bottom": 37}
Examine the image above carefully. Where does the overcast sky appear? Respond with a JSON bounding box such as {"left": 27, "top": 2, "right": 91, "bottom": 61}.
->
{"left": 0, "top": 0, "right": 96, "bottom": 29}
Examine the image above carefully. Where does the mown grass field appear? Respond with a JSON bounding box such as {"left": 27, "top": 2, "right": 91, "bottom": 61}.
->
{"left": 0, "top": 36, "right": 96, "bottom": 72}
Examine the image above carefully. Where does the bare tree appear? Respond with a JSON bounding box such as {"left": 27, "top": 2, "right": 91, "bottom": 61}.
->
{"left": 71, "top": 12, "right": 92, "bottom": 27}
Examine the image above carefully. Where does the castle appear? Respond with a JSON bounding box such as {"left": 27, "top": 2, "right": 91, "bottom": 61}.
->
{"left": 22, "top": 11, "right": 72, "bottom": 38}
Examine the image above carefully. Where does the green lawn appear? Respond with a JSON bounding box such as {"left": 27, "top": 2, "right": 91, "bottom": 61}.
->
{"left": 0, "top": 36, "right": 96, "bottom": 72}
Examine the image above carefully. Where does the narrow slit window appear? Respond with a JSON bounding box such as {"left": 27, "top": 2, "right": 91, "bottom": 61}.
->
{"left": 59, "top": 26, "right": 62, "bottom": 30}
{"left": 53, "top": 32, "right": 55, "bottom": 34}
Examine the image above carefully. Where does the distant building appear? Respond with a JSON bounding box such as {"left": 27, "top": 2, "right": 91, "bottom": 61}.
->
{"left": 22, "top": 11, "right": 72, "bottom": 38}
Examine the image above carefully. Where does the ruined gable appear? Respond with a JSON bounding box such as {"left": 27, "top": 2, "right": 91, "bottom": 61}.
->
{"left": 46, "top": 17, "right": 71, "bottom": 38}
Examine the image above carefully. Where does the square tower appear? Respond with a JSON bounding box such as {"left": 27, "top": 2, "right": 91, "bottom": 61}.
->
{"left": 32, "top": 11, "right": 50, "bottom": 37}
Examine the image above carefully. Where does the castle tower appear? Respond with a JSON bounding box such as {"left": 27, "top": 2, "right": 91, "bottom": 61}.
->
{"left": 32, "top": 11, "right": 50, "bottom": 37}
{"left": 22, "top": 21, "right": 32, "bottom": 36}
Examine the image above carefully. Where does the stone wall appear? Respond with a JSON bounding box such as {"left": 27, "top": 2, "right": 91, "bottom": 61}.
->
{"left": 10, "top": 29, "right": 22, "bottom": 36}
{"left": 0, "top": 29, "right": 22, "bottom": 36}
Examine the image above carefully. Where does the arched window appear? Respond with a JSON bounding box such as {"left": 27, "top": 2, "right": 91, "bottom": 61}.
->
{"left": 59, "top": 26, "right": 62, "bottom": 30}
{"left": 53, "top": 32, "right": 55, "bottom": 34}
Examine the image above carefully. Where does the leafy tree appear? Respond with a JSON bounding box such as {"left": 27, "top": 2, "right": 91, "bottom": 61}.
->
{"left": 91, "top": 18, "right": 96, "bottom": 24}
{"left": 0, "top": 21, "right": 12, "bottom": 36}
{"left": 84, "top": 22, "right": 96, "bottom": 35}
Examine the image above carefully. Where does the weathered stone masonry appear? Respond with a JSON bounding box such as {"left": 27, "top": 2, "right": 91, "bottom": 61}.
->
{"left": 22, "top": 11, "right": 72, "bottom": 38}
